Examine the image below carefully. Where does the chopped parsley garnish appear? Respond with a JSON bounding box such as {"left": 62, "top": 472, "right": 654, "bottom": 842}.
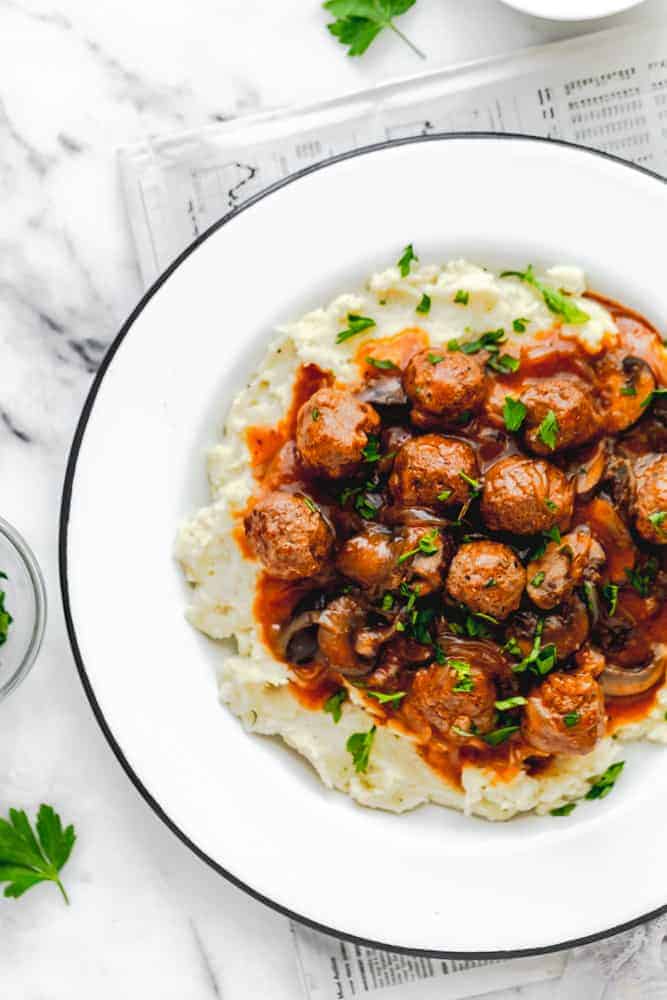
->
{"left": 512, "top": 619, "right": 557, "bottom": 676}
{"left": 563, "top": 712, "right": 580, "bottom": 728}
{"left": 487, "top": 353, "right": 520, "bottom": 375}
{"left": 366, "top": 356, "right": 399, "bottom": 371}
{"left": 585, "top": 761, "right": 625, "bottom": 800}
{"left": 494, "top": 696, "right": 527, "bottom": 711}
{"left": 550, "top": 803, "right": 576, "bottom": 817}
{"left": 0, "top": 575, "right": 12, "bottom": 647}
{"left": 603, "top": 582, "right": 619, "bottom": 617}
{"left": 367, "top": 690, "right": 406, "bottom": 706}
{"left": 301, "top": 495, "right": 318, "bottom": 514}
{"left": 649, "top": 510, "right": 667, "bottom": 532}
{"left": 447, "top": 659, "right": 474, "bottom": 692}
{"left": 537, "top": 409, "right": 559, "bottom": 450}
{"left": 451, "top": 725, "right": 474, "bottom": 739}
{"left": 381, "top": 593, "right": 394, "bottom": 611}
{"left": 500, "top": 266, "right": 590, "bottom": 325}
{"left": 460, "top": 329, "right": 506, "bottom": 355}
{"left": 483, "top": 725, "right": 520, "bottom": 747}
{"left": 361, "top": 434, "right": 382, "bottom": 463}
{"left": 397, "top": 529, "right": 440, "bottom": 564}
{"left": 311, "top": 407, "right": 320, "bottom": 421}
{"left": 530, "top": 571, "right": 546, "bottom": 588}
{"left": 437, "top": 488, "right": 453, "bottom": 502}
{"left": 409, "top": 607, "right": 435, "bottom": 645}
{"left": 427, "top": 352, "right": 444, "bottom": 365}
{"left": 397, "top": 243, "right": 418, "bottom": 277}
{"left": 513, "top": 318, "right": 528, "bottom": 333}
{"left": 324, "top": 689, "right": 347, "bottom": 724}
{"left": 484, "top": 578, "right": 496, "bottom": 589}
{"left": 454, "top": 289, "right": 469, "bottom": 305}
{"left": 354, "top": 493, "right": 379, "bottom": 520}
{"left": 464, "top": 613, "right": 494, "bottom": 638}
{"left": 641, "top": 387, "right": 667, "bottom": 409}
{"left": 459, "top": 471, "right": 482, "bottom": 496}
{"left": 416, "top": 293, "right": 431, "bottom": 315}
{"left": 625, "top": 557, "right": 658, "bottom": 597}
{"left": 620, "top": 384, "right": 637, "bottom": 397}
{"left": 336, "top": 314, "right": 377, "bottom": 343}
{"left": 447, "top": 339, "right": 460, "bottom": 351}
{"left": 544, "top": 498, "right": 558, "bottom": 512}
{"left": 503, "top": 636, "right": 522, "bottom": 657}
{"left": 346, "top": 726, "right": 376, "bottom": 773}
{"left": 502, "top": 396, "right": 527, "bottom": 432}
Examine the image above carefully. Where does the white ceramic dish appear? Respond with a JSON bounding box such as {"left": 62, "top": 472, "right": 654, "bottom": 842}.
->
{"left": 61, "top": 134, "right": 667, "bottom": 956}
{"left": 501, "top": 0, "right": 645, "bottom": 19}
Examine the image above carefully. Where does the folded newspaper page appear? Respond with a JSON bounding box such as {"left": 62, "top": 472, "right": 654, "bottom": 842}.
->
{"left": 119, "top": 16, "right": 667, "bottom": 998}
{"left": 121, "top": 19, "right": 667, "bottom": 287}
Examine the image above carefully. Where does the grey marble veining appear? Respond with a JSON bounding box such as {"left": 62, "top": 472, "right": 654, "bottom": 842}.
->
{"left": 0, "top": 0, "right": 665, "bottom": 995}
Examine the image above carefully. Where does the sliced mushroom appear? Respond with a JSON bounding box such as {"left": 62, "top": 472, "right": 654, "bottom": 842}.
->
{"left": 357, "top": 376, "right": 407, "bottom": 406}
{"left": 600, "top": 646, "right": 667, "bottom": 697}
{"left": 569, "top": 439, "right": 609, "bottom": 496}
{"left": 278, "top": 610, "right": 324, "bottom": 663}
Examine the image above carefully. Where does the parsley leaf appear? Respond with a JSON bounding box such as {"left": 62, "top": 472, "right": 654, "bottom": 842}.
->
{"left": 483, "top": 725, "right": 519, "bottom": 746}
{"left": 501, "top": 266, "right": 590, "bottom": 325}
{"left": 0, "top": 580, "right": 12, "bottom": 647}
{"left": 503, "top": 636, "right": 522, "bottom": 658}
{"left": 460, "top": 329, "right": 506, "bottom": 355}
{"left": 301, "top": 495, "right": 319, "bottom": 514}
{"left": 367, "top": 690, "right": 406, "bottom": 705}
{"left": 625, "top": 557, "right": 658, "bottom": 597}
{"left": 397, "top": 528, "right": 440, "bottom": 564}
{"left": 603, "top": 582, "right": 619, "bottom": 617}
{"left": 346, "top": 726, "right": 376, "bottom": 773}
{"left": 487, "top": 354, "right": 520, "bottom": 375}
{"left": 513, "top": 317, "right": 529, "bottom": 333}
{"left": 0, "top": 805, "right": 76, "bottom": 903}
{"left": 494, "top": 696, "right": 527, "bottom": 711}
{"left": 620, "top": 384, "right": 637, "bottom": 397}
{"left": 454, "top": 289, "right": 469, "bottom": 305}
{"left": 427, "top": 352, "right": 444, "bottom": 365}
{"left": 649, "top": 510, "right": 667, "bottom": 532}
{"left": 503, "top": 396, "right": 527, "bottom": 432}
{"left": 416, "top": 293, "right": 431, "bottom": 314}
{"left": 323, "top": 0, "right": 423, "bottom": 58}
{"left": 366, "top": 356, "right": 398, "bottom": 371}
{"left": 361, "top": 435, "right": 382, "bottom": 463}
{"left": 563, "top": 712, "right": 580, "bottom": 728}
{"left": 459, "top": 471, "right": 482, "bottom": 496}
{"left": 437, "top": 489, "right": 453, "bottom": 502}
{"left": 311, "top": 407, "right": 320, "bottom": 421}
{"left": 538, "top": 410, "right": 559, "bottom": 450}
{"left": 381, "top": 593, "right": 394, "bottom": 611}
{"left": 447, "top": 659, "right": 474, "bottom": 692}
{"left": 512, "top": 619, "right": 557, "bottom": 676}
{"left": 585, "top": 761, "right": 625, "bottom": 800}
{"left": 397, "top": 243, "right": 418, "bottom": 276}
{"left": 336, "top": 314, "right": 376, "bottom": 343}
{"left": 324, "top": 689, "right": 347, "bottom": 723}
{"left": 550, "top": 803, "right": 576, "bottom": 816}
{"left": 530, "top": 571, "right": 546, "bottom": 588}
{"left": 641, "top": 387, "right": 667, "bottom": 409}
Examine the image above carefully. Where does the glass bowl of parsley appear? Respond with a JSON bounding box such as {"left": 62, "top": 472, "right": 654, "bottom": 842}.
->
{"left": 0, "top": 516, "right": 47, "bottom": 699}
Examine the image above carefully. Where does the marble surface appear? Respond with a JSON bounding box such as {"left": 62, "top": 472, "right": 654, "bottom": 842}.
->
{"left": 1, "top": 0, "right": 666, "bottom": 996}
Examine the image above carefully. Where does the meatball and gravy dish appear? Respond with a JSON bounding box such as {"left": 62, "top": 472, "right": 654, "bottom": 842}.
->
{"left": 177, "top": 255, "right": 667, "bottom": 820}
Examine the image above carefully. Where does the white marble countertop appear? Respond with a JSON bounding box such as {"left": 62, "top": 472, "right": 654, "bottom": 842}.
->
{"left": 1, "top": 0, "right": 666, "bottom": 996}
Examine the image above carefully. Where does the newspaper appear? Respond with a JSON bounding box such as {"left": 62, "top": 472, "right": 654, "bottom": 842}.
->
{"left": 120, "top": 19, "right": 667, "bottom": 287}
{"left": 291, "top": 924, "right": 566, "bottom": 999}
{"left": 119, "top": 16, "right": 667, "bottom": 998}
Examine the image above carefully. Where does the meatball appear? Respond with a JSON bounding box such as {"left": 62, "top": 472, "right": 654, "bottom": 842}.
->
{"left": 296, "top": 387, "right": 380, "bottom": 480}
{"left": 510, "top": 596, "right": 590, "bottom": 662}
{"left": 521, "top": 671, "right": 606, "bottom": 755}
{"left": 317, "top": 595, "right": 370, "bottom": 677}
{"left": 481, "top": 456, "right": 574, "bottom": 536}
{"left": 446, "top": 541, "right": 525, "bottom": 620}
{"left": 596, "top": 351, "right": 656, "bottom": 433}
{"left": 336, "top": 526, "right": 395, "bottom": 592}
{"left": 521, "top": 377, "right": 599, "bottom": 455}
{"left": 404, "top": 662, "right": 498, "bottom": 742}
{"left": 244, "top": 491, "right": 333, "bottom": 580}
{"left": 633, "top": 453, "right": 667, "bottom": 544}
{"left": 389, "top": 434, "right": 480, "bottom": 508}
{"left": 403, "top": 350, "right": 487, "bottom": 426}
{"left": 526, "top": 528, "right": 606, "bottom": 610}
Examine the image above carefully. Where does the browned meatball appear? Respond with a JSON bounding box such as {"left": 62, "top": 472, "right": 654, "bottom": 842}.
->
{"left": 446, "top": 541, "right": 525, "bottom": 620}
{"left": 521, "top": 377, "right": 599, "bottom": 455}
{"left": 336, "top": 526, "right": 395, "bottom": 591}
{"left": 521, "top": 671, "right": 606, "bottom": 755}
{"left": 633, "top": 453, "right": 667, "bottom": 544}
{"left": 596, "top": 351, "right": 656, "bottom": 433}
{"left": 403, "top": 350, "right": 487, "bottom": 426}
{"left": 404, "top": 662, "right": 498, "bottom": 742}
{"left": 526, "top": 528, "right": 606, "bottom": 610}
{"left": 389, "top": 434, "right": 480, "bottom": 508}
{"left": 481, "top": 456, "right": 574, "bottom": 535}
{"left": 317, "top": 595, "right": 370, "bottom": 677}
{"left": 296, "top": 387, "right": 380, "bottom": 480}
{"left": 244, "top": 491, "right": 333, "bottom": 580}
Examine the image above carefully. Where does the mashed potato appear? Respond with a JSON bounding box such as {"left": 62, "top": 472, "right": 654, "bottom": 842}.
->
{"left": 176, "top": 259, "right": 667, "bottom": 821}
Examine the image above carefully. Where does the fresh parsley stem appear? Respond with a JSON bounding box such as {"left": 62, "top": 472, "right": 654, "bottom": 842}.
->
{"left": 388, "top": 21, "right": 425, "bottom": 58}
{"left": 56, "top": 878, "right": 70, "bottom": 905}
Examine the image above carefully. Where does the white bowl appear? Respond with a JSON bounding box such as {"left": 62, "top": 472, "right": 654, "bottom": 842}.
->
{"left": 501, "top": 0, "right": 645, "bottom": 19}
{"left": 61, "top": 134, "right": 667, "bottom": 956}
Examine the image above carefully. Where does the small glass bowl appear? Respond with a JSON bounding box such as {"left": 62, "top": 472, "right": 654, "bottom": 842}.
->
{"left": 0, "top": 517, "right": 47, "bottom": 700}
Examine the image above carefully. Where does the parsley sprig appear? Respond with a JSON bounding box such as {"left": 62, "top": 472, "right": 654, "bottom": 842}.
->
{"left": 397, "top": 528, "right": 440, "bottom": 564}
{"left": 336, "top": 314, "right": 376, "bottom": 343}
{"left": 501, "top": 266, "right": 590, "bottom": 325}
{"left": 324, "top": 689, "right": 347, "bottom": 723}
{"left": 0, "top": 805, "right": 76, "bottom": 903}
{"left": 511, "top": 620, "right": 557, "bottom": 676}
{"left": 347, "top": 726, "right": 376, "bottom": 773}
{"left": 324, "top": 0, "right": 424, "bottom": 59}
